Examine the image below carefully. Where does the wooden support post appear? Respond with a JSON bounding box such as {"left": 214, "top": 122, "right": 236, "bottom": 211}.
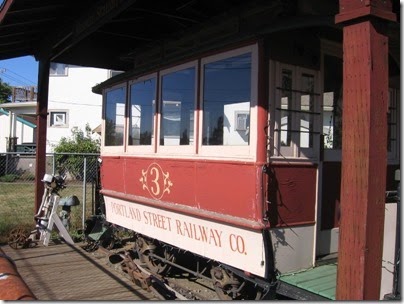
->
{"left": 34, "top": 59, "right": 50, "bottom": 213}
{"left": 335, "top": 0, "right": 396, "bottom": 300}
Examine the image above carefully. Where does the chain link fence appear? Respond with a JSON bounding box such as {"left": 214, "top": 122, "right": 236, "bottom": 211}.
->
{"left": 0, "top": 152, "right": 100, "bottom": 243}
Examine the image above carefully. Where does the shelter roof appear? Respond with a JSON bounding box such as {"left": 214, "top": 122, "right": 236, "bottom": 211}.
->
{"left": 0, "top": 0, "right": 399, "bottom": 73}
{"left": 0, "top": 0, "right": 274, "bottom": 71}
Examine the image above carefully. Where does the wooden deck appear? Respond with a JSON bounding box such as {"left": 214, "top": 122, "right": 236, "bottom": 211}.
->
{"left": 277, "top": 262, "right": 337, "bottom": 301}
{"left": 0, "top": 241, "right": 159, "bottom": 301}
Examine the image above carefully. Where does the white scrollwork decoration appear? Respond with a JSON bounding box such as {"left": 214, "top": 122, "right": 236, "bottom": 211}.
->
{"left": 139, "top": 163, "right": 173, "bottom": 199}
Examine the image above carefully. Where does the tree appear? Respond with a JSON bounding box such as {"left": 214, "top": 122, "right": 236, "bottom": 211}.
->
{"left": 53, "top": 124, "right": 100, "bottom": 180}
{"left": 0, "top": 79, "right": 12, "bottom": 104}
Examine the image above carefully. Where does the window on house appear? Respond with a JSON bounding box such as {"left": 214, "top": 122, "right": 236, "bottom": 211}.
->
{"left": 160, "top": 66, "right": 196, "bottom": 146}
{"left": 104, "top": 86, "right": 126, "bottom": 146}
{"left": 128, "top": 77, "right": 156, "bottom": 146}
{"left": 273, "top": 63, "right": 320, "bottom": 159}
{"left": 50, "top": 63, "right": 68, "bottom": 76}
{"left": 235, "top": 111, "right": 249, "bottom": 131}
{"left": 202, "top": 52, "right": 251, "bottom": 146}
{"left": 49, "top": 111, "right": 68, "bottom": 127}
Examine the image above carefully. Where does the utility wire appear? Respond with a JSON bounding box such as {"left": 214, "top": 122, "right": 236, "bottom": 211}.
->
{"left": 0, "top": 67, "right": 37, "bottom": 86}
{"left": 49, "top": 100, "right": 101, "bottom": 107}
{"left": 3, "top": 67, "right": 36, "bottom": 85}
{"left": 0, "top": 73, "right": 32, "bottom": 87}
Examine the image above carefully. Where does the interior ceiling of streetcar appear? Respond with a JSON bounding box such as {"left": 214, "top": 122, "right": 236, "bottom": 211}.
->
{"left": 0, "top": 0, "right": 400, "bottom": 72}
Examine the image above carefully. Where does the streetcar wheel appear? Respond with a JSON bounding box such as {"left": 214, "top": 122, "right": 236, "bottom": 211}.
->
{"left": 8, "top": 228, "right": 30, "bottom": 249}
{"left": 211, "top": 266, "right": 263, "bottom": 300}
{"left": 136, "top": 237, "right": 175, "bottom": 275}
{"left": 211, "top": 266, "right": 239, "bottom": 300}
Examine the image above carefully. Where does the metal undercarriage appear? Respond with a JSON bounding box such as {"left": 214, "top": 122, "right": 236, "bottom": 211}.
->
{"left": 83, "top": 227, "right": 277, "bottom": 300}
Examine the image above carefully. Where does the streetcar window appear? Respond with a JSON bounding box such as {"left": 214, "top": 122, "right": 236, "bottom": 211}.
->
{"left": 300, "top": 73, "right": 315, "bottom": 148}
{"left": 105, "top": 86, "right": 126, "bottom": 146}
{"left": 129, "top": 78, "right": 156, "bottom": 146}
{"left": 160, "top": 67, "right": 196, "bottom": 146}
{"left": 323, "top": 54, "right": 343, "bottom": 150}
{"left": 202, "top": 53, "right": 251, "bottom": 146}
{"left": 272, "top": 62, "right": 320, "bottom": 159}
{"left": 388, "top": 88, "right": 400, "bottom": 161}
{"left": 280, "top": 69, "right": 292, "bottom": 147}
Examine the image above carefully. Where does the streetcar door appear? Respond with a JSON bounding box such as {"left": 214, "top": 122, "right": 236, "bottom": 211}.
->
{"left": 270, "top": 62, "right": 321, "bottom": 160}
{"left": 269, "top": 60, "right": 322, "bottom": 272}
{"left": 316, "top": 45, "right": 343, "bottom": 257}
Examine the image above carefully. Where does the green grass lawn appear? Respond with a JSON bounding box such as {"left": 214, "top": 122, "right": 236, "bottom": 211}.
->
{"left": 0, "top": 182, "right": 95, "bottom": 244}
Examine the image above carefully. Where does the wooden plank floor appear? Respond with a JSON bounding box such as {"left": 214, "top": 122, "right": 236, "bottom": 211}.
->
{"left": 1, "top": 241, "right": 159, "bottom": 301}
{"left": 278, "top": 263, "right": 337, "bottom": 300}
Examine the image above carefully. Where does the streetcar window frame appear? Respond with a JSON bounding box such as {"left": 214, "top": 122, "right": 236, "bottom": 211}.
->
{"left": 387, "top": 88, "right": 400, "bottom": 163}
{"left": 271, "top": 61, "right": 321, "bottom": 160}
{"left": 157, "top": 61, "right": 198, "bottom": 156}
{"left": 102, "top": 83, "right": 127, "bottom": 154}
{"left": 198, "top": 44, "right": 258, "bottom": 159}
{"left": 319, "top": 40, "right": 400, "bottom": 164}
{"left": 321, "top": 40, "right": 343, "bottom": 162}
{"left": 126, "top": 73, "right": 158, "bottom": 155}
{"left": 101, "top": 44, "right": 258, "bottom": 161}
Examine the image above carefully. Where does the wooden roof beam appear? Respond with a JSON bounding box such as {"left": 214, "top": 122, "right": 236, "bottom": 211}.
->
{"left": 0, "top": 17, "right": 58, "bottom": 28}
{"left": 130, "top": 7, "right": 201, "bottom": 24}
{"left": 4, "top": 4, "right": 68, "bottom": 16}
{"left": 0, "top": 0, "right": 15, "bottom": 24}
{"left": 36, "top": 0, "right": 137, "bottom": 61}
{"left": 0, "top": 29, "right": 41, "bottom": 39}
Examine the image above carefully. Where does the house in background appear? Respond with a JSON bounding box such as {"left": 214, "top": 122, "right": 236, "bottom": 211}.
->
{"left": 0, "top": 87, "right": 37, "bottom": 152}
{"left": 0, "top": 64, "right": 117, "bottom": 153}
{"left": 46, "top": 63, "right": 115, "bottom": 152}
{"left": 0, "top": 106, "right": 36, "bottom": 152}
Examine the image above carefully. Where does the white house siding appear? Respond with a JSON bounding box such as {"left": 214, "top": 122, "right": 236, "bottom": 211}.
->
{"left": 46, "top": 66, "right": 110, "bottom": 152}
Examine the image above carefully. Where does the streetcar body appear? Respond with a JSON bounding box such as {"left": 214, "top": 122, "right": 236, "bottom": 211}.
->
{"left": 95, "top": 25, "right": 400, "bottom": 299}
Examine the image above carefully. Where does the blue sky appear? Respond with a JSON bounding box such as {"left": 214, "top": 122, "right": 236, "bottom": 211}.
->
{"left": 0, "top": 56, "right": 38, "bottom": 87}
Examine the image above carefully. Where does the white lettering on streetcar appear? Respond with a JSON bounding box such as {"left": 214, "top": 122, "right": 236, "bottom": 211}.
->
{"left": 105, "top": 196, "right": 265, "bottom": 277}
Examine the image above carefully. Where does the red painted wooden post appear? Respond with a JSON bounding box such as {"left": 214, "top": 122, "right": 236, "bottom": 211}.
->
{"left": 34, "top": 59, "right": 50, "bottom": 213}
{"left": 335, "top": 0, "right": 396, "bottom": 300}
